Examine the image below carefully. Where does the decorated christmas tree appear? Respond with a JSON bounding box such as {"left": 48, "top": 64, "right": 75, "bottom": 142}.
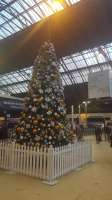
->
{"left": 14, "top": 42, "right": 74, "bottom": 147}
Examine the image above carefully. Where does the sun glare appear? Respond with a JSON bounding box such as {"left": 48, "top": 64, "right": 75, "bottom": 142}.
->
{"left": 48, "top": 0, "right": 64, "bottom": 11}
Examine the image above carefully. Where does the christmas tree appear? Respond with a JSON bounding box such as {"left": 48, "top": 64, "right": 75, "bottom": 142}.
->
{"left": 14, "top": 42, "right": 74, "bottom": 147}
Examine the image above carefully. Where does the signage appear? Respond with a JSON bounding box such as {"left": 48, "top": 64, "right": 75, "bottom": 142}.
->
{"left": 0, "top": 98, "right": 24, "bottom": 111}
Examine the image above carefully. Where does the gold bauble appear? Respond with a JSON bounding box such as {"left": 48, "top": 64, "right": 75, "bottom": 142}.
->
{"left": 33, "top": 120, "right": 38, "bottom": 125}
{"left": 21, "top": 127, "right": 24, "bottom": 133}
{"left": 33, "top": 129, "right": 37, "bottom": 134}
{"left": 16, "top": 127, "right": 21, "bottom": 133}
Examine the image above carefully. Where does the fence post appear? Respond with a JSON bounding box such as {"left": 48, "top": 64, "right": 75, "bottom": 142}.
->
{"left": 43, "top": 146, "right": 57, "bottom": 185}
{"left": 11, "top": 143, "right": 15, "bottom": 171}
{"left": 91, "top": 141, "right": 95, "bottom": 163}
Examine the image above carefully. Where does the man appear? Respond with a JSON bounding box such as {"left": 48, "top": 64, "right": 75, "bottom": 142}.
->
{"left": 104, "top": 125, "right": 108, "bottom": 141}
{"left": 95, "top": 125, "right": 102, "bottom": 143}
{"left": 105, "top": 124, "right": 111, "bottom": 142}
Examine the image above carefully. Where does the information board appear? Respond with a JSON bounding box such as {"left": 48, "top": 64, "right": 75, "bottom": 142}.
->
{"left": 88, "top": 70, "right": 112, "bottom": 99}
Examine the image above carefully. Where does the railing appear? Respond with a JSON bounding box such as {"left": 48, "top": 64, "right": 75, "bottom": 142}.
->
{"left": 0, "top": 141, "right": 93, "bottom": 185}
{"left": 83, "top": 128, "right": 95, "bottom": 136}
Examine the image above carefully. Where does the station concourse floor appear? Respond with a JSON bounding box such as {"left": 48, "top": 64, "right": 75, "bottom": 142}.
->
{"left": 0, "top": 137, "right": 112, "bottom": 200}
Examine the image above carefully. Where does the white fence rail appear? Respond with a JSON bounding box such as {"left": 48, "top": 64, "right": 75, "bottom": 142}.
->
{"left": 0, "top": 141, "right": 93, "bottom": 185}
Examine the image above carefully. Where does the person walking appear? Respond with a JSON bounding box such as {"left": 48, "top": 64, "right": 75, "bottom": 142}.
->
{"left": 104, "top": 125, "right": 108, "bottom": 141}
{"left": 100, "top": 125, "right": 103, "bottom": 141}
{"left": 106, "top": 124, "right": 111, "bottom": 142}
{"left": 95, "top": 125, "right": 102, "bottom": 143}
{"left": 110, "top": 125, "right": 112, "bottom": 147}
{"left": 76, "top": 123, "right": 81, "bottom": 141}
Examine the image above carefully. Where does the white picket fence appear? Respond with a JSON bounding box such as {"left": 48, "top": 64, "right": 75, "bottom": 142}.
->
{"left": 0, "top": 141, "right": 93, "bottom": 185}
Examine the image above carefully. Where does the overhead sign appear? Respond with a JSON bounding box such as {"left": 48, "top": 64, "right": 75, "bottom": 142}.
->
{"left": 0, "top": 98, "right": 24, "bottom": 111}
{"left": 88, "top": 70, "right": 112, "bottom": 99}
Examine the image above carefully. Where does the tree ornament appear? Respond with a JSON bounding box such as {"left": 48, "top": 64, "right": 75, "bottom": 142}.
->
{"left": 16, "top": 127, "right": 21, "bottom": 133}
{"left": 33, "top": 129, "right": 37, "bottom": 134}
{"left": 33, "top": 120, "right": 38, "bottom": 125}
{"left": 38, "top": 96, "right": 44, "bottom": 102}
{"left": 20, "top": 135, "right": 24, "bottom": 140}
{"left": 33, "top": 98, "right": 38, "bottom": 103}
{"left": 31, "top": 106, "right": 37, "bottom": 112}
{"left": 54, "top": 112, "right": 59, "bottom": 117}
{"left": 51, "top": 61, "right": 57, "bottom": 67}
{"left": 55, "top": 125, "right": 59, "bottom": 129}
{"left": 21, "top": 127, "right": 24, "bottom": 133}
{"left": 48, "top": 141, "right": 51, "bottom": 145}
{"left": 28, "top": 115, "right": 32, "bottom": 119}
{"left": 47, "top": 110, "right": 52, "bottom": 115}
{"left": 45, "top": 135, "right": 48, "bottom": 139}
{"left": 20, "top": 120, "right": 24, "bottom": 125}
{"left": 49, "top": 136, "right": 52, "bottom": 140}
{"left": 21, "top": 112, "right": 26, "bottom": 118}
{"left": 38, "top": 89, "right": 44, "bottom": 94}
{"left": 58, "top": 123, "right": 64, "bottom": 129}
{"left": 45, "top": 97, "right": 51, "bottom": 102}
{"left": 35, "top": 135, "right": 40, "bottom": 141}
{"left": 26, "top": 124, "right": 31, "bottom": 129}
{"left": 42, "top": 123, "right": 46, "bottom": 127}
{"left": 51, "top": 121, "right": 55, "bottom": 127}
{"left": 44, "top": 139, "right": 48, "bottom": 144}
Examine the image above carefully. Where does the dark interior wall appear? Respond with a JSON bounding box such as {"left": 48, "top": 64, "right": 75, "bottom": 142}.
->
{"left": 0, "top": 0, "right": 112, "bottom": 73}
{"left": 64, "top": 83, "right": 88, "bottom": 113}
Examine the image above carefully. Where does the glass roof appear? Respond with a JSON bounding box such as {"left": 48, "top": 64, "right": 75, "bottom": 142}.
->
{"left": 0, "top": 42, "right": 112, "bottom": 95}
{"left": 0, "top": 0, "right": 80, "bottom": 40}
